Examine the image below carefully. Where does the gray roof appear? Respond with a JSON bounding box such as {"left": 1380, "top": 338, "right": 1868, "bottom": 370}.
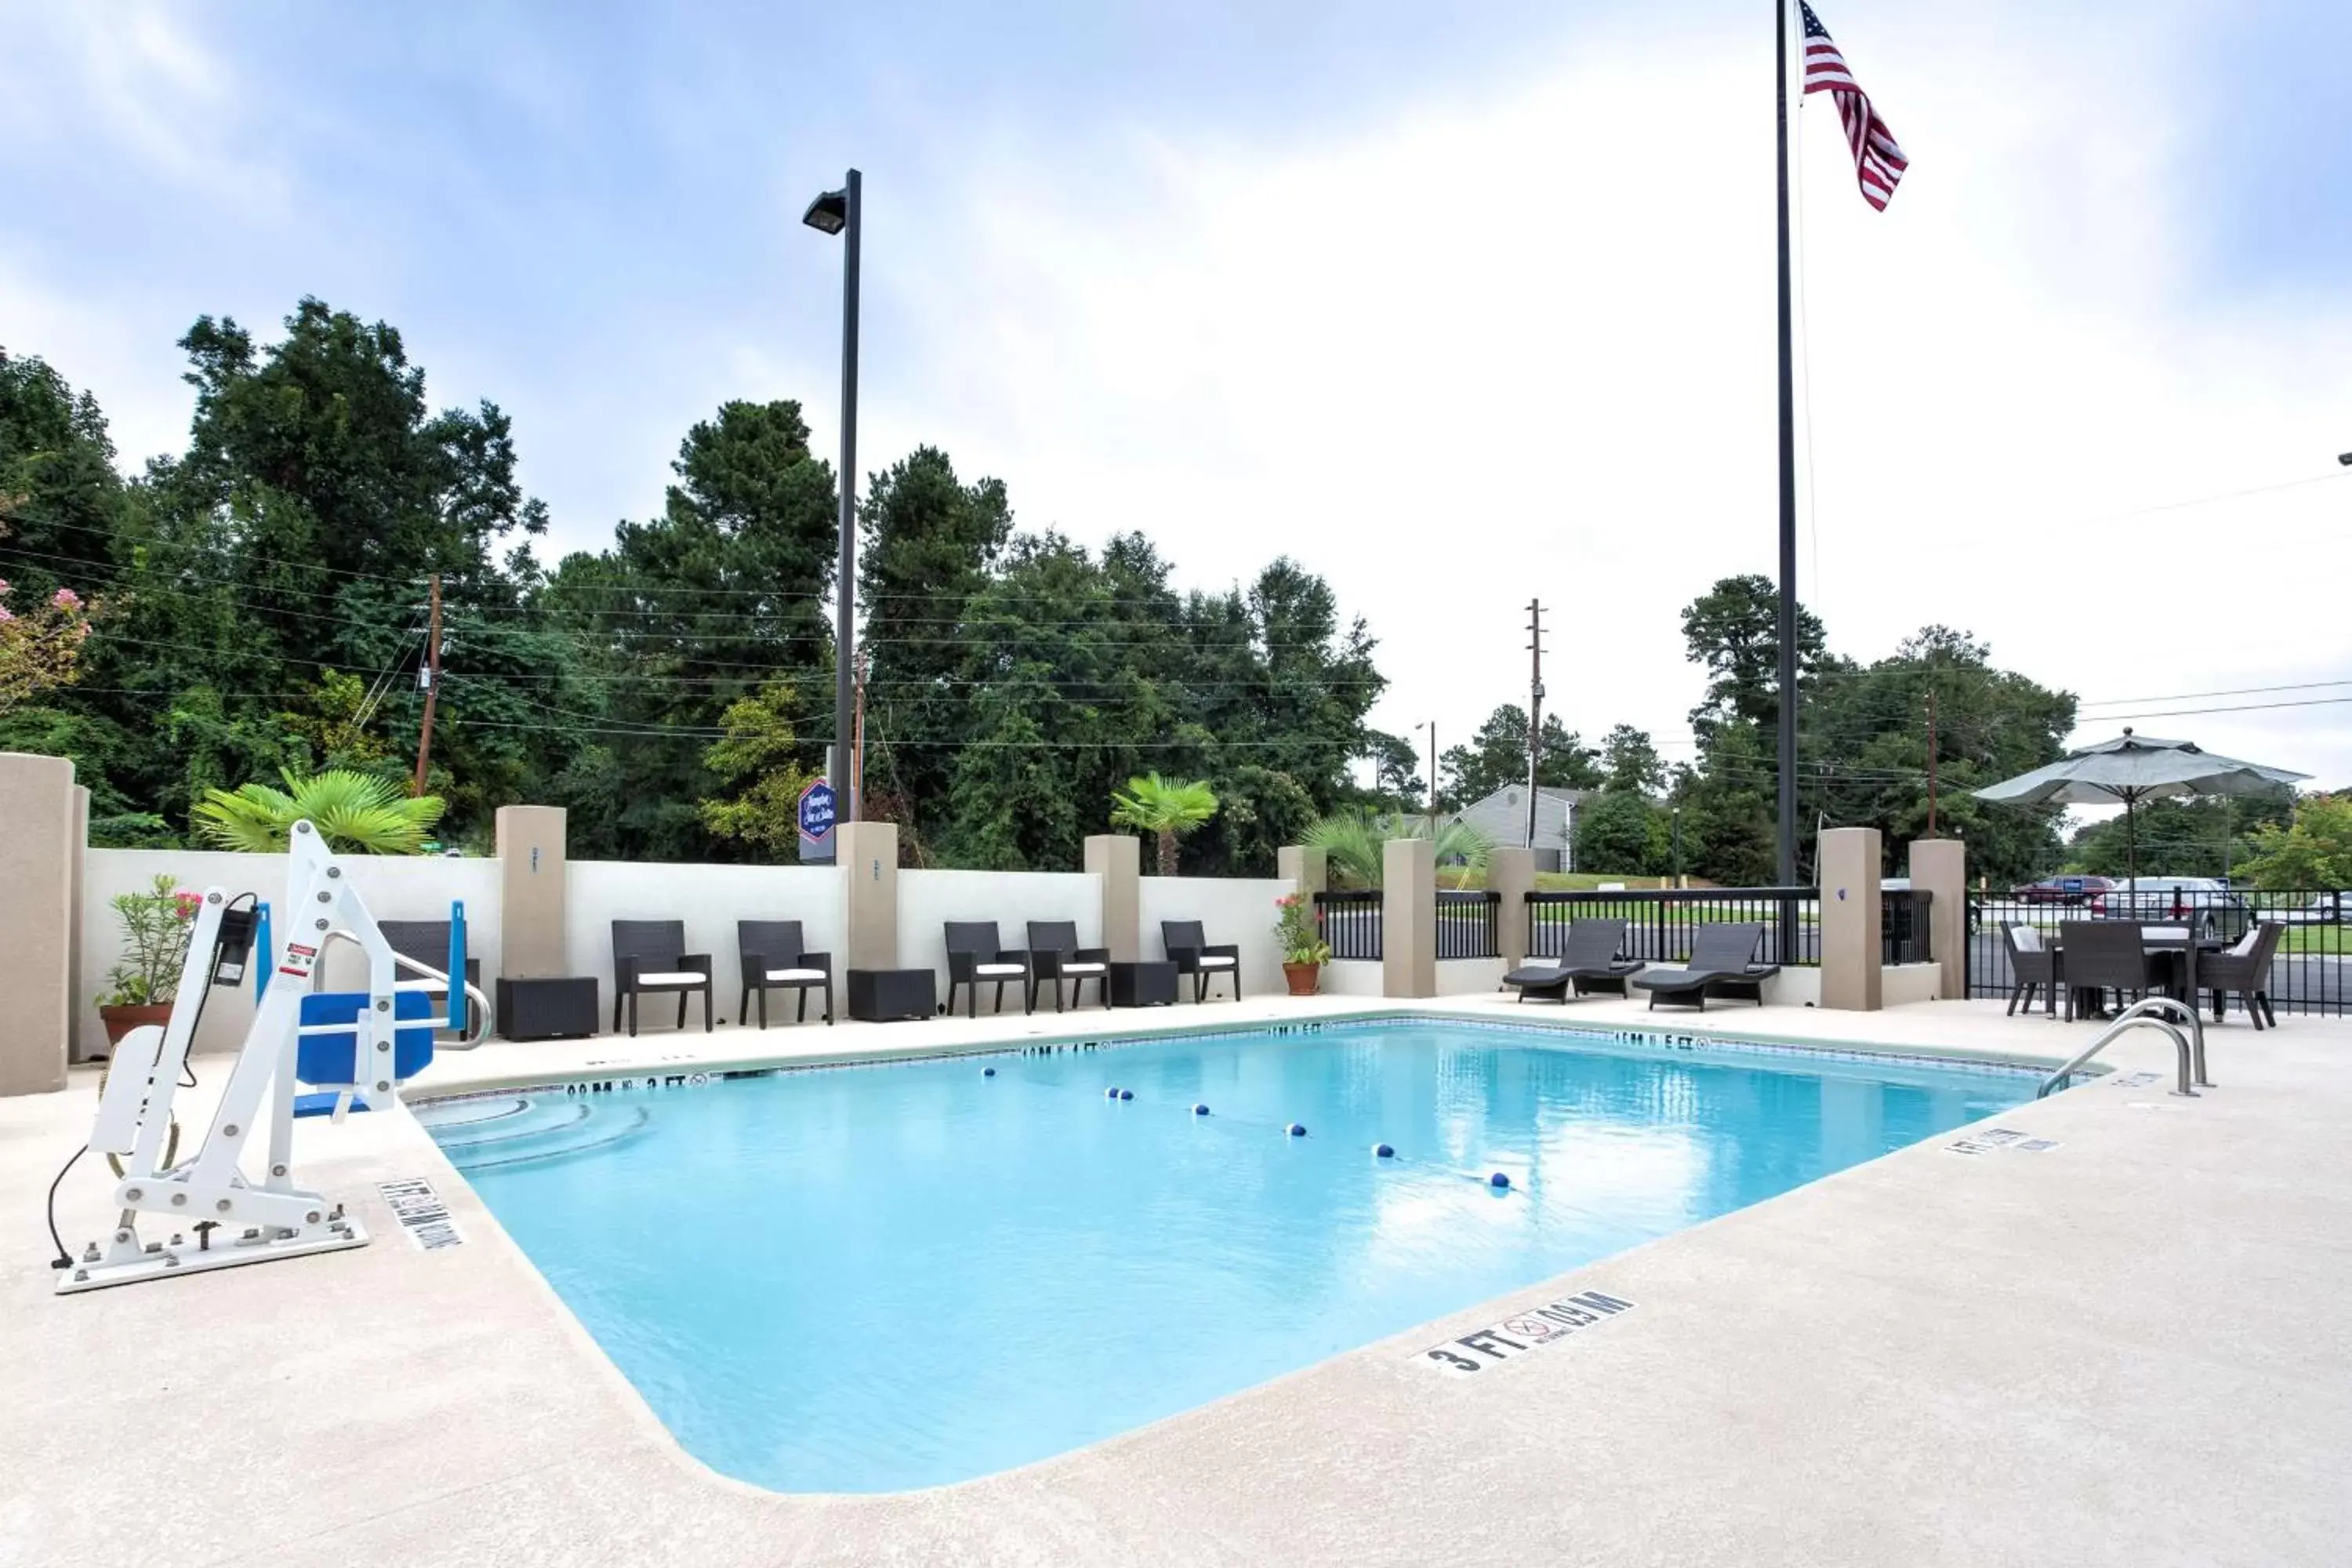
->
{"left": 1450, "top": 786, "right": 1595, "bottom": 853}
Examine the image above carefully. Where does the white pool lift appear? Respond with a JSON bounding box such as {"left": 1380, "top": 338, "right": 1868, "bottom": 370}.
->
{"left": 58, "top": 820, "right": 491, "bottom": 1294}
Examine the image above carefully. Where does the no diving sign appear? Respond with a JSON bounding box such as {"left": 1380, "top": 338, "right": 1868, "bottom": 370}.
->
{"left": 1416, "top": 1289, "right": 1634, "bottom": 1374}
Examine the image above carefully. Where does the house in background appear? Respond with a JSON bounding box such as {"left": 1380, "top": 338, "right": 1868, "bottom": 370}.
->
{"left": 1448, "top": 785, "right": 1595, "bottom": 873}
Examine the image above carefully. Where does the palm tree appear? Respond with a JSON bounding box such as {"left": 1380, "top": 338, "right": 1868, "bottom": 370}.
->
{"left": 1109, "top": 773, "right": 1219, "bottom": 876}
{"left": 194, "top": 768, "right": 447, "bottom": 855}
{"left": 1303, "top": 808, "right": 1492, "bottom": 887}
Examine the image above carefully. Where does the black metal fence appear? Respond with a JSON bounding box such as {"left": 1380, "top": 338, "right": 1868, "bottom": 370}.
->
{"left": 1964, "top": 886, "right": 2350, "bottom": 1015}
{"left": 1436, "top": 890, "right": 1501, "bottom": 960}
{"left": 1314, "top": 890, "right": 1383, "bottom": 961}
{"left": 1884, "top": 888, "right": 1933, "bottom": 967}
{"left": 1526, "top": 887, "right": 1818, "bottom": 967}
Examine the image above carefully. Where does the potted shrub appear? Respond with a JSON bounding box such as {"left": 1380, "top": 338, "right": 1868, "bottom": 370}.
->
{"left": 96, "top": 874, "right": 201, "bottom": 1047}
{"left": 1275, "top": 892, "right": 1331, "bottom": 996}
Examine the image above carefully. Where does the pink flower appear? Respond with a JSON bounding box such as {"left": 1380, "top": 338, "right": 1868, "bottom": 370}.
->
{"left": 51, "top": 587, "right": 82, "bottom": 611}
{"left": 0, "top": 605, "right": 13, "bottom": 623}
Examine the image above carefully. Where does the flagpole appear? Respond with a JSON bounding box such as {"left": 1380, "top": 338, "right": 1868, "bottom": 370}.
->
{"left": 1773, "top": 0, "right": 1801, "bottom": 886}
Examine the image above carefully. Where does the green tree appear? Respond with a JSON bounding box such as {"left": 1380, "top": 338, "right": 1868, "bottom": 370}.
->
{"left": 2067, "top": 795, "right": 2292, "bottom": 880}
{"left": 1681, "top": 573, "right": 1829, "bottom": 743}
{"left": 1438, "top": 704, "right": 1599, "bottom": 808}
{"left": 1599, "top": 724, "right": 1665, "bottom": 794}
{"left": 193, "top": 768, "right": 445, "bottom": 854}
{"left": 1110, "top": 772, "right": 1220, "bottom": 875}
{"left": 2235, "top": 793, "right": 2352, "bottom": 890}
{"left": 698, "top": 681, "right": 815, "bottom": 858}
{"left": 1574, "top": 789, "right": 1666, "bottom": 875}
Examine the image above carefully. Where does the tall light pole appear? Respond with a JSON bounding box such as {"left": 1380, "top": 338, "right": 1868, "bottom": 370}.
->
{"left": 804, "top": 170, "right": 862, "bottom": 822}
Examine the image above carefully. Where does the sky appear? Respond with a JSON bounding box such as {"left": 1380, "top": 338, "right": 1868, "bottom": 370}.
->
{"left": 6, "top": 0, "right": 2351, "bottom": 813}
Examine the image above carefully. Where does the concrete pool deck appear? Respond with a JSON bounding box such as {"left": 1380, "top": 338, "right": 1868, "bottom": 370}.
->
{"left": 5, "top": 993, "right": 2348, "bottom": 1566}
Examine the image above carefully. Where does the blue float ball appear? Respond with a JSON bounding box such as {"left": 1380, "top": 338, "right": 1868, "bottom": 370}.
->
{"left": 1119, "top": 1089, "right": 1134, "bottom": 1101}
{"left": 982, "top": 1066, "right": 996, "bottom": 1077}
{"left": 1286, "top": 1122, "right": 1308, "bottom": 1138}
{"left": 1192, "top": 1103, "right": 1210, "bottom": 1116}
{"left": 1489, "top": 1171, "right": 1512, "bottom": 1189}
{"left": 1374, "top": 1143, "right": 1396, "bottom": 1159}
{"left": 1105, "top": 1087, "right": 1119, "bottom": 1098}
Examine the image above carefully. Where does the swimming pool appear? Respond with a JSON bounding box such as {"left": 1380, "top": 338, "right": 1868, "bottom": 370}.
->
{"left": 419, "top": 1018, "right": 2038, "bottom": 1493}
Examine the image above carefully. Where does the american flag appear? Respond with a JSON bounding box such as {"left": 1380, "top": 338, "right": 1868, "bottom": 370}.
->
{"left": 1800, "top": 2, "right": 1907, "bottom": 211}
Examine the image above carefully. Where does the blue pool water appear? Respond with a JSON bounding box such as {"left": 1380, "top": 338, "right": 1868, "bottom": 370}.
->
{"left": 421, "top": 1020, "right": 2033, "bottom": 1493}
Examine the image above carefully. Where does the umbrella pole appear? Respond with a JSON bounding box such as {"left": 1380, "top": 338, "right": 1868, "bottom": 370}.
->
{"left": 2126, "top": 793, "right": 2138, "bottom": 889}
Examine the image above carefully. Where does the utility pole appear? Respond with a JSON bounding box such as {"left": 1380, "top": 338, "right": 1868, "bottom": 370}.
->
{"left": 851, "top": 648, "right": 869, "bottom": 817}
{"left": 1525, "top": 598, "right": 1544, "bottom": 851}
{"left": 1925, "top": 688, "right": 1938, "bottom": 836}
{"left": 411, "top": 572, "right": 441, "bottom": 797}
{"left": 1421, "top": 722, "right": 1438, "bottom": 837}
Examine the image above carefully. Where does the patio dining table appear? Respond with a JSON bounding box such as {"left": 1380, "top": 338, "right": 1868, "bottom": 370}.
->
{"left": 2046, "top": 924, "right": 2224, "bottom": 1022}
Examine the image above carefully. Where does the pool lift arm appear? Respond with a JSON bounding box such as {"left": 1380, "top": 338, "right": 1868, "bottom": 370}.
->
{"left": 59, "top": 821, "right": 489, "bottom": 1294}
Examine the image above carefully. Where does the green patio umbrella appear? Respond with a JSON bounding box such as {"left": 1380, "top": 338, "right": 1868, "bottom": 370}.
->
{"left": 1971, "top": 728, "right": 2309, "bottom": 885}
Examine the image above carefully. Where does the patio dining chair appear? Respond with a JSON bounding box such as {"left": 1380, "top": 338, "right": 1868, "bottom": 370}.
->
{"left": 2000, "top": 921, "right": 2059, "bottom": 1018}
{"left": 945, "top": 921, "right": 1032, "bottom": 1018}
{"left": 611, "top": 919, "right": 713, "bottom": 1036}
{"left": 737, "top": 919, "right": 833, "bottom": 1028}
{"left": 1026, "top": 920, "right": 1109, "bottom": 1012}
{"left": 2201, "top": 921, "right": 2285, "bottom": 1029}
{"left": 2055, "top": 921, "right": 2162, "bottom": 1022}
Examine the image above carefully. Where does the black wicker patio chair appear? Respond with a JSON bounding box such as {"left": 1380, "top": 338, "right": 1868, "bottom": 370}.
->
{"left": 945, "top": 921, "right": 1032, "bottom": 1018}
{"left": 2001, "top": 920, "right": 2060, "bottom": 1018}
{"left": 1161, "top": 920, "right": 1241, "bottom": 1002}
{"left": 2056, "top": 920, "right": 2163, "bottom": 1022}
{"left": 738, "top": 919, "right": 833, "bottom": 1028}
{"left": 1026, "top": 920, "right": 1109, "bottom": 1012}
{"left": 2201, "top": 920, "right": 2285, "bottom": 1029}
{"left": 611, "top": 919, "right": 713, "bottom": 1036}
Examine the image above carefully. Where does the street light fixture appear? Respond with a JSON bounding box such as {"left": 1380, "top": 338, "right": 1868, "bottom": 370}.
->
{"left": 1414, "top": 721, "right": 1437, "bottom": 837}
{"left": 804, "top": 171, "right": 862, "bottom": 827}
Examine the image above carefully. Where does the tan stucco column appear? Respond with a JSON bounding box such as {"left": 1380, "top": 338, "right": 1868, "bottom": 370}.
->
{"left": 1276, "top": 845, "right": 1328, "bottom": 897}
{"left": 836, "top": 821, "right": 898, "bottom": 970}
{"left": 1907, "top": 838, "right": 1967, "bottom": 1001}
{"left": 1084, "top": 833, "right": 1140, "bottom": 961}
{"left": 1818, "top": 826, "right": 1883, "bottom": 1011}
{"left": 1487, "top": 846, "right": 1534, "bottom": 971}
{"left": 1382, "top": 837, "right": 1436, "bottom": 999}
{"left": 67, "top": 784, "right": 89, "bottom": 1062}
{"left": 0, "top": 752, "right": 75, "bottom": 1095}
{"left": 495, "top": 805, "right": 568, "bottom": 978}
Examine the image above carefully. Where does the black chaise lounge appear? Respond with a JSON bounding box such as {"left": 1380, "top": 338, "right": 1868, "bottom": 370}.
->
{"left": 611, "top": 919, "right": 713, "bottom": 1036}
{"left": 945, "top": 921, "right": 1032, "bottom": 1018}
{"left": 1502, "top": 918, "right": 1643, "bottom": 1003}
{"left": 737, "top": 919, "right": 833, "bottom": 1028}
{"left": 1628, "top": 922, "right": 1778, "bottom": 1011}
{"left": 1027, "top": 920, "right": 1109, "bottom": 1012}
{"left": 1162, "top": 920, "right": 1241, "bottom": 1002}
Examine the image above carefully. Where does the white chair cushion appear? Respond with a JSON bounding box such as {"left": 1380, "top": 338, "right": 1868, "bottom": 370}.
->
{"left": 975, "top": 962, "right": 1026, "bottom": 977}
{"left": 2145, "top": 926, "right": 2188, "bottom": 942}
{"left": 637, "top": 970, "right": 705, "bottom": 986}
{"left": 1061, "top": 961, "right": 1106, "bottom": 974}
{"left": 2011, "top": 926, "right": 2041, "bottom": 953}
{"left": 1196, "top": 954, "right": 1237, "bottom": 967}
{"left": 2228, "top": 929, "right": 2260, "bottom": 956}
{"left": 765, "top": 967, "right": 828, "bottom": 982}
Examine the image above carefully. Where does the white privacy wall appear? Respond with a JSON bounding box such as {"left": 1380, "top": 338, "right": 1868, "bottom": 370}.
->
{"left": 80, "top": 850, "right": 502, "bottom": 1058}
{"left": 898, "top": 869, "right": 1100, "bottom": 990}
{"left": 1135, "top": 875, "right": 1292, "bottom": 997}
{"left": 564, "top": 861, "right": 843, "bottom": 1024}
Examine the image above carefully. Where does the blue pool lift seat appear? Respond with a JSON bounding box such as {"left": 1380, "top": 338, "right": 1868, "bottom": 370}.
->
{"left": 292, "top": 989, "right": 436, "bottom": 1118}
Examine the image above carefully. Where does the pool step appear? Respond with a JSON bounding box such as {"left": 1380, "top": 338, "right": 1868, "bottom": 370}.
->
{"left": 419, "top": 1094, "right": 652, "bottom": 1171}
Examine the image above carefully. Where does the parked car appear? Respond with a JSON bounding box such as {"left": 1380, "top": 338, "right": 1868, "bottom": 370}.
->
{"left": 2008, "top": 875, "right": 2116, "bottom": 908}
{"left": 2101, "top": 877, "right": 2252, "bottom": 940}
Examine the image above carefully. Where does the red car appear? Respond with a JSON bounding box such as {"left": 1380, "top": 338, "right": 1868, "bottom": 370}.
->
{"left": 2008, "top": 875, "right": 2116, "bottom": 910}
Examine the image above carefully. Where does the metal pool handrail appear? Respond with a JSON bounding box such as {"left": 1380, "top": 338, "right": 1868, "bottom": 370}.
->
{"left": 2036, "top": 996, "right": 2207, "bottom": 1099}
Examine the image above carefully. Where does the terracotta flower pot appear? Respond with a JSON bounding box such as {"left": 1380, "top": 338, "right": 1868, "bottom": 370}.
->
{"left": 1283, "top": 962, "right": 1322, "bottom": 997}
{"left": 98, "top": 1002, "right": 175, "bottom": 1047}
